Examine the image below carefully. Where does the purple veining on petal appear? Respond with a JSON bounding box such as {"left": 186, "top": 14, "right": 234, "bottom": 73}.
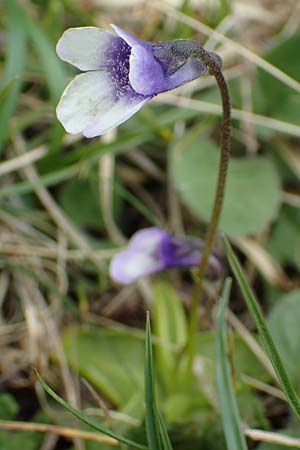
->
{"left": 104, "top": 37, "right": 131, "bottom": 94}
{"left": 104, "top": 36, "right": 149, "bottom": 104}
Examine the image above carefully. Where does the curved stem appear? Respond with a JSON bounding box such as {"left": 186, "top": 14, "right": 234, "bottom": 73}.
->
{"left": 187, "top": 54, "right": 231, "bottom": 374}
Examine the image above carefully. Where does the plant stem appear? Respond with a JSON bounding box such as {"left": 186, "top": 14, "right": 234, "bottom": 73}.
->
{"left": 187, "top": 51, "right": 231, "bottom": 374}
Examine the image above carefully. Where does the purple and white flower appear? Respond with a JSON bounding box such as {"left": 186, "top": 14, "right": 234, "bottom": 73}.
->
{"left": 109, "top": 227, "right": 220, "bottom": 284}
{"left": 56, "top": 25, "right": 221, "bottom": 137}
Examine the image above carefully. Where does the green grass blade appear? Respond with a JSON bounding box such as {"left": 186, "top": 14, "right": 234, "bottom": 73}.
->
{"left": 145, "top": 313, "right": 162, "bottom": 450}
{"left": 24, "top": 13, "right": 68, "bottom": 102}
{"left": 156, "top": 410, "right": 173, "bottom": 450}
{"left": 0, "top": 0, "right": 28, "bottom": 152}
{"left": 224, "top": 237, "right": 300, "bottom": 420}
{"left": 0, "top": 78, "right": 17, "bottom": 106}
{"left": 35, "top": 370, "right": 148, "bottom": 450}
{"left": 216, "top": 278, "right": 248, "bottom": 450}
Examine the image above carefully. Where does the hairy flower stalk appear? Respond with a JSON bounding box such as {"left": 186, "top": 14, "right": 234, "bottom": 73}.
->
{"left": 185, "top": 47, "right": 231, "bottom": 375}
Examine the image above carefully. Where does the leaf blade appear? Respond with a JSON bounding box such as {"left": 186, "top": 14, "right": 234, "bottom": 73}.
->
{"left": 145, "top": 313, "right": 161, "bottom": 450}
{"left": 35, "top": 370, "right": 147, "bottom": 450}
{"left": 216, "top": 278, "right": 248, "bottom": 450}
{"left": 224, "top": 237, "right": 300, "bottom": 420}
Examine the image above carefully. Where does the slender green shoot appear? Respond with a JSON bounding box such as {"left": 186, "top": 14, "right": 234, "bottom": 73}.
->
{"left": 216, "top": 278, "right": 248, "bottom": 450}
{"left": 35, "top": 370, "right": 148, "bottom": 450}
{"left": 224, "top": 237, "right": 300, "bottom": 420}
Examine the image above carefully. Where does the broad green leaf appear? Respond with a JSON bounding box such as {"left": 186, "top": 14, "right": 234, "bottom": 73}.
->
{"left": 163, "top": 392, "right": 210, "bottom": 424}
{"left": 0, "top": 427, "right": 43, "bottom": 450}
{"left": 62, "top": 326, "right": 144, "bottom": 407}
{"left": 36, "top": 371, "right": 147, "bottom": 450}
{"left": 0, "top": 393, "right": 19, "bottom": 420}
{"left": 0, "top": 410, "right": 52, "bottom": 450}
{"left": 153, "top": 282, "right": 187, "bottom": 392}
{"left": 197, "top": 331, "right": 269, "bottom": 382}
{"left": 216, "top": 278, "right": 248, "bottom": 450}
{"left": 268, "top": 291, "right": 300, "bottom": 391}
{"left": 268, "top": 205, "right": 300, "bottom": 269}
{"left": 59, "top": 178, "right": 103, "bottom": 228}
{"left": 254, "top": 33, "right": 300, "bottom": 129}
{"left": 224, "top": 237, "right": 300, "bottom": 420}
{"left": 171, "top": 135, "right": 280, "bottom": 236}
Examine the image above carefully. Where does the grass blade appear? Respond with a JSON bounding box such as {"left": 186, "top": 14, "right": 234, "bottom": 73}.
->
{"left": 35, "top": 370, "right": 147, "bottom": 450}
{"left": 216, "top": 278, "right": 248, "bottom": 450}
{"left": 0, "top": 0, "right": 27, "bottom": 152}
{"left": 156, "top": 410, "right": 173, "bottom": 450}
{"left": 145, "top": 313, "right": 162, "bottom": 450}
{"left": 24, "top": 13, "right": 68, "bottom": 102}
{"left": 224, "top": 236, "right": 300, "bottom": 420}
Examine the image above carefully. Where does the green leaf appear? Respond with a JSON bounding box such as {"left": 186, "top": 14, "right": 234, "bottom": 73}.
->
{"left": 35, "top": 371, "right": 148, "bottom": 450}
{"left": 145, "top": 314, "right": 162, "bottom": 450}
{"left": 171, "top": 135, "right": 280, "bottom": 236}
{"left": 0, "top": 427, "right": 43, "bottom": 450}
{"left": 62, "top": 326, "right": 144, "bottom": 407}
{"left": 0, "top": 393, "right": 19, "bottom": 420}
{"left": 59, "top": 176, "right": 105, "bottom": 229}
{"left": 267, "top": 205, "right": 300, "bottom": 269}
{"left": 224, "top": 237, "right": 300, "bottom": 420}
{"left": 268, "top": 291, "right": 300, "bottom": 391}
{"left": 153, "top": 282, "right": 187, "bottom": 392}
{"left": 216, "top": 278, "right": 248, "bottom": 450}
{"left": 255, "top": 33, "right": 300, "bottom": 127}
{"left": 197, "top": 331, "right": 269, "bottom": 382}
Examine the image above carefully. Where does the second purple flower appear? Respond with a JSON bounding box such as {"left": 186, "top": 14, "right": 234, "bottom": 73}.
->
{"left": 110, "top": 227, "right": 220, "bottom": 284}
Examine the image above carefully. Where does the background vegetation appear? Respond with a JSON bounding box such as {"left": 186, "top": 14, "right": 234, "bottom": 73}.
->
{"left": 0, "top": 0, "right": 300, "bottom": 449}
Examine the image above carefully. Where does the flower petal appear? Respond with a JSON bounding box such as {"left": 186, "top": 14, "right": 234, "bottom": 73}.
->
{"left": 56, "top": 71, "right": 115, "bottom": 134}
{"left": 129, "top": 46, "right": 208, "bottom": 96}
{"left": 109, "top": 227, "right": 167, "bottom": 284}
{"left": 129, "top": 227, "right": 168, "bottom": 251}
{"left": 111, "top": 24, "right": 151, "bottom": 50}
{"left": 56, "top": 27, "right": 117, "bottom": 71}
{"left": 83, "top": 89, "right": 151, "bottom": 137}
{"left": 129, "top": 45, "right": 167, "bottom": 96}
{"left": 110, "top": 249, "right": 163, "bottom": 284}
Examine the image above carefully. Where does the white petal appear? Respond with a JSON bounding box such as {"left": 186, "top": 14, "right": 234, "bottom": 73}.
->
{"left": 56, "top": 71, "right": 114, "bottom": 134}
{"left": 56, "top": 27, "right": 116, "bottom": 71}
{"left": 83, "top": 92, "right": 151, "bottom": 138}
{"left": 110, "top": 250, "right": 162, "bottom": 284}
{"left": 130, "top": 227, "right": 167, "bottom": 251}
{"left": 110, "top": 24, "right": 142, "bottom": 48}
